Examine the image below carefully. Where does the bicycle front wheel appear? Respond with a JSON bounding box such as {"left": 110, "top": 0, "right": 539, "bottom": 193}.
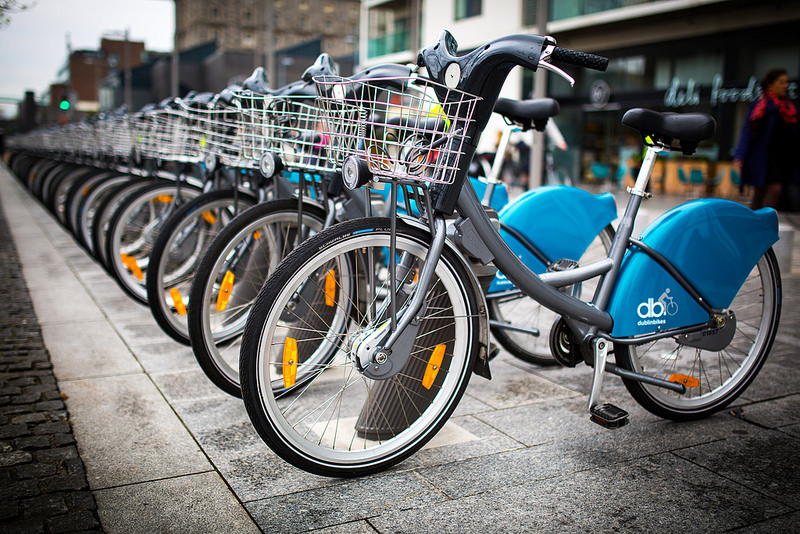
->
{"left": 240, "top": 217, "right": 481, "bottom": 477}
{"left": 188, "top": 199, "right": 326, "bottom": 396}
{"left": 615, "top": 248, "right": 781, "bottom": 420}
{"left": 147, "top": 190, "right": 257, "bottom": 344}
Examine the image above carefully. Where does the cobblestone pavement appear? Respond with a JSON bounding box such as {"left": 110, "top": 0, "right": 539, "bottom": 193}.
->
{"left": 1, "top": 160, "right": 798, "bottom": 533}
{"left": 0, "top": 198, "right": 102, "bottom": 533}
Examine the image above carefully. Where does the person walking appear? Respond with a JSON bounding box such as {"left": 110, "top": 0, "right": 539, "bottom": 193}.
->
{"left": 734, "top": 68, "right": 799, "bottom": 210}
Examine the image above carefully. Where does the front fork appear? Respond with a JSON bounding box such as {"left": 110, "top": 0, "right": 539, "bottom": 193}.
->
{"left": 354, "top": 215, "right": 448, "bottom": 379}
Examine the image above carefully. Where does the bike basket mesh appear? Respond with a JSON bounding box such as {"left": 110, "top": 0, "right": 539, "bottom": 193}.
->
{"left": 182, "top": 102, "right": 246, "bottom": 167}
{"left": 314, "top": 75, "right": 480, "bottom": 185}
{"left": 235, "top": 92, "right": 336, "bottom": 173}
{"left": 144, "top": 107, "right": 197, "bottom": 162}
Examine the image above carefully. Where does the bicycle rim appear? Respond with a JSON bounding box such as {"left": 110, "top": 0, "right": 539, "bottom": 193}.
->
{"left": 151, "top": 193, "right": 256, "bottom": 343}
{"left": 190, "top": 200, "right": 326, "bottom": 395}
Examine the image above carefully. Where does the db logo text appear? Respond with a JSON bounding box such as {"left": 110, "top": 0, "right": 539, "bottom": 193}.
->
{"left": 636, "top": 289, "right": 678, "bottom": 326}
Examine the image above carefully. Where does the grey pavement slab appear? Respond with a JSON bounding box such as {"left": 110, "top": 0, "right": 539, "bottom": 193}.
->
{"left": 94, "top": 471, "right": 261, "bottom": 534}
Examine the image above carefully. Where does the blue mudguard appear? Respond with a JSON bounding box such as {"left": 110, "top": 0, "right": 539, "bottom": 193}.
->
{"left": 608, "top": 199, "right": 779, "bottom": 338}
{"left": 489, "top": 186, "right": 618, "bottom": 292}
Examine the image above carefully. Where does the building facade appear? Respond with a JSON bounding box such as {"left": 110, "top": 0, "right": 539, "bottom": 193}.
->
{"left": 362, "top": 0, "right": 800, "bottom": 192}
{"left": 175, "top": 0, "right": 360, "bottom": 82}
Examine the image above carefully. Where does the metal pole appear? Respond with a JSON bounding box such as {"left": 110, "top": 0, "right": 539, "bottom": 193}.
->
{"left": 124, "top": 28, "right": 132, "bottom": 109}
{"left": 171, "top": 1, "right": 179, "bottom": 97}
{"left": 529, "top": 0, "right": 550, "bottom": 189}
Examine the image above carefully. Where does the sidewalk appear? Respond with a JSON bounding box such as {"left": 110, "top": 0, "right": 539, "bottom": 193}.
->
{"left": 1, "top": 162, "right": 798, "bottom": 533}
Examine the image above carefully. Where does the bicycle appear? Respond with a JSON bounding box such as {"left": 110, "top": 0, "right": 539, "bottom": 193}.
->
{"left": 238, "top": 30, "right": 781, "bottom": 477}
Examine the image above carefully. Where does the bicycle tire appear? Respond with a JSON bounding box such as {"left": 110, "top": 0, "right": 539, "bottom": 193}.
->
{"left": 615, "top": 247, "right": 781, "bottom": 421}
{"left": 240, "top": 217, "right": 481, "bottom": 477}
{"left": 105, "top": 180, "right": 203, "bottom": 303}
{"left": 187, "top": 198, "right": 327, "bottom": 397}
{"left": 146, "top": 189, "right": 257, "bottom": 344}
{"left": 75, "top": 174, "right": 132, "bottom": 254}
{"left": 488, "top": 224, "right": 615, "bottom": 365}
{"left": 91, "top": 178, "right": 157, "bottom": 270}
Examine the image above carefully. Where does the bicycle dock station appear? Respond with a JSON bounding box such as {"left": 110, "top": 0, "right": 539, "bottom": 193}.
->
{"left": 2, "top": 158, "right": 799, "bottom": 532}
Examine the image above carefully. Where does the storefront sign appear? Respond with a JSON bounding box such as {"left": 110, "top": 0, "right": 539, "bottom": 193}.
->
{"left": 664, "top": 77, "right": 700, "bottom": 107}
{"left": 710, "top": 75, "right": 759, "bottom": 105}
{"left": 664, "top": 75, "right": 798, "bottom": 108}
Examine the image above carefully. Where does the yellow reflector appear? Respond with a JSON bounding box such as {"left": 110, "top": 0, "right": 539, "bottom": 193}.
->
{"left": 216, "top": 271, "right": 235, "bottom": 312}
{"left": 169, "top": 288, "right": 187, "bottom": 316}
{"left": 201, "top": 210, "right": 217, "bottom": 224}
{"left": 669, "top": 374, "right": 700, "bottom": 388}
{"left": 422, "top": 344, "right": 446, "bottom": 389}
{"left": 253, "top": 230, "right": 261, "bottom": 240}
{"left": 156, "top": 194, "right": 173, "bottom": 203}
{"left": 120, "top": 253, "right": 143, "bottom": 280}
{"left": 325, "top": 270, "right": 336, "bottom": 307}
{"left": 282, "top": 337, "right": 298, "bottom": 389}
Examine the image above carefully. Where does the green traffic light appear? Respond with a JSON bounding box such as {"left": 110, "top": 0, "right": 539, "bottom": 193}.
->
{"left": 59, "top": 99, "right": 70, "bottom": 111}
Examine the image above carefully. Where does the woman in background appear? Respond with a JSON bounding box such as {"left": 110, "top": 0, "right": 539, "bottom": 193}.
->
{"left": 734, "top": 68, "right": 799, "bottom": 210}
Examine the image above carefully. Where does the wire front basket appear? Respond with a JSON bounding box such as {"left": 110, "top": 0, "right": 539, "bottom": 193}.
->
{"left": 236, "top": 92, "right": 335, "bottom": 173}
{"left": 183, "top": 102, "right": 246, "bottom": 167}
{"left": 143, "top": 107, "right": 197, "bottom": 163}
{"left": 314, "top": 75, "right": 481, "bottom": 185}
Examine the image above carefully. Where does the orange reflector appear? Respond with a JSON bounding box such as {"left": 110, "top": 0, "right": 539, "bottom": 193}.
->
{"left": 324, "top": 270, "right": 336, "bottom": 307}
{"left": 201, "top": 210, "right": 217, "bottom": 224}
{"left": 169, "top": 288, "right": 187, "bottom": 316}
{"left": 422, "top": 344, "right": 446, "bottom": 389}
{"left": 120, "top": 253, "right": 143, "bottom": 280}
{"left": 253, "top": 230, "right": 261, "bottom": 240}
{"left": 669, "top": 374, "right": 700, "bottom": 388}
{"left": 156, "top": 194, "right": 173, "bottom": 203}
{"left": 216, "top": 271, "right": 235, "bottom": 312}
{"left": 282, "top": 337, "right": 298, "bottom": 389}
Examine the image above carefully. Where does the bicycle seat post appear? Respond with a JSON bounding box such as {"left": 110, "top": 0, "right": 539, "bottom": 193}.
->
{"left": 628, "top": 143, "right": 663, "bottom": 198}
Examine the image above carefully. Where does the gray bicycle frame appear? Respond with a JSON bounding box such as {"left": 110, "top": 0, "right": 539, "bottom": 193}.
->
{"left": 455, "top": 143, "right": 666, "bottom": 340}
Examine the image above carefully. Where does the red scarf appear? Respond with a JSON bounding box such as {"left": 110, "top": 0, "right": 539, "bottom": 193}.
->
{"left": 750, "top": 90, "right": 798, "bottom": 125}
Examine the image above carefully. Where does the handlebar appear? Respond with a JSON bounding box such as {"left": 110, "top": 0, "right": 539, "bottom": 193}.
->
{"left": 416, "top": 30, "right": 608, "bottom": 214}
{"left": 548, "top": 46, "right": 609, "bottom": 72}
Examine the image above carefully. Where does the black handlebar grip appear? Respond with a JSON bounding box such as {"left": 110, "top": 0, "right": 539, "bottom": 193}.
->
{"left": 551, "top": 47, "right": 609, "bottom": 72}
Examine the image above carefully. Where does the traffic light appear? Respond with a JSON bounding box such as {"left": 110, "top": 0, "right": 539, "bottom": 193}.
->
{"left": 59, "top": 95, "right": 70, "bottom": 111}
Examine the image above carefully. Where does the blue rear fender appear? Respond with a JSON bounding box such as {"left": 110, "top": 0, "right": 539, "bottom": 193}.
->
{"left": 607, "top": 199, "right": 779, "bottom": 337}
{"left": 489, "top": 186, "right": 618, "bottom": 292}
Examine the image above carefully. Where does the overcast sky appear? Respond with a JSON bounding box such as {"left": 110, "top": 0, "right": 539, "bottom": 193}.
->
{"left": 0, "top": 0, "right": 175, "bottom": 118}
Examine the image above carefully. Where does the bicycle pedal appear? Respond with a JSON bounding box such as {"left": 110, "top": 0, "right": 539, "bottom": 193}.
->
{"left": 589, "top": 403, "right": 630, "bottom": 429}
{"left": 548, "top": 258, "right": 579, "bottom": 272}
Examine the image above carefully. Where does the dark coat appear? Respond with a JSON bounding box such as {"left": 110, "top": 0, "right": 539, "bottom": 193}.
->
{"left": 734, "top": 97, "right": 799, "bottom": 188}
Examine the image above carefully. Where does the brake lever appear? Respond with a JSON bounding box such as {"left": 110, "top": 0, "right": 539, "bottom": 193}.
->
{"left": 539, "top": 42, "right": 576, "bottom": 87}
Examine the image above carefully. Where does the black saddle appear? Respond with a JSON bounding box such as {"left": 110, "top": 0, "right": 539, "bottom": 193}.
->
{"left": 622, "top": 108, "right": 716, "bottom": 155}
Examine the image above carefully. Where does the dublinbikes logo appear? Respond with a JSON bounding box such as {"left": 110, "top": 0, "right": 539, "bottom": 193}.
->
{"left": 637, "top": 288, "right": 679, "bottom": 326}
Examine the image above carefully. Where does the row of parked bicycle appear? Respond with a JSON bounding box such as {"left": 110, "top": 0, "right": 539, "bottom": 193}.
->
{"left": 5, "top": 31, "right": 781, "bottom": 478}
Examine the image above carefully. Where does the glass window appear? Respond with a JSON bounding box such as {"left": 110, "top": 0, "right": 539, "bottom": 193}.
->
{"left": 455, "top": 0, "right": 481, "bottom": 20}
{"left": 367, "top": 1, "right": 412, "bottom": 58}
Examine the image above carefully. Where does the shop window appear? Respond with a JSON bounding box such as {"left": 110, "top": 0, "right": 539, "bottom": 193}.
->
{"left": 455, "top": 0, "right": 481, "bottom": 20}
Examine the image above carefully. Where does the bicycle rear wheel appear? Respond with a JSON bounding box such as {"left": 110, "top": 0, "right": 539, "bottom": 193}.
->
{"left": 240, "top": 217, "right": 481, "bottom": 477}
{"left": 188, "top": 199, "right": 326, "bottom": 397}
{"left": 615, "top": 248, "right": 781, "bottom": 420}
{"left": 488, "top": 224, "right": 614, "bottom": 365}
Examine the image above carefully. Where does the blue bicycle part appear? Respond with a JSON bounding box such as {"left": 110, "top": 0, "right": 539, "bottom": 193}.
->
{"left": 608, "top": 199, "right": 778, "bottom": 337}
